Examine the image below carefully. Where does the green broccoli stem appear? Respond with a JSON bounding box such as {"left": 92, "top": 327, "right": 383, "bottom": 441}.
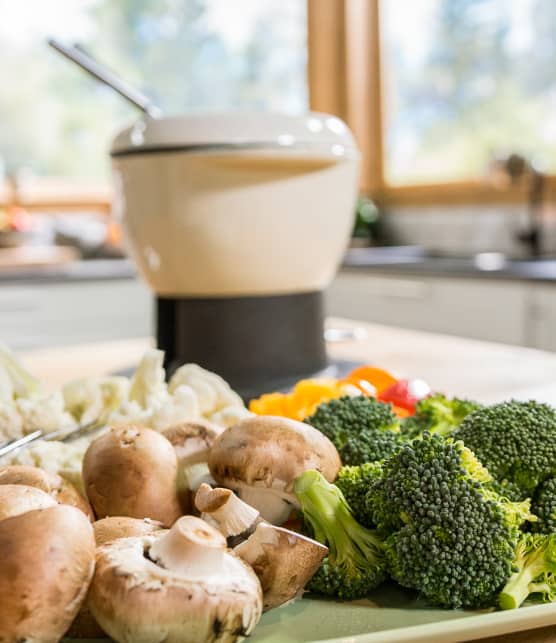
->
{"left": 295, "top": 470, "right": 382, "bottom": 565}
{"left": 499, "top": 568, "right": 537, "bottom": 609}
{"left": 499, "top": 547, "right": 546, "bottom": 609}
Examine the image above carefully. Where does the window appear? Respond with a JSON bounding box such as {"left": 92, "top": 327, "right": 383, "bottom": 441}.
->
{"left": 382, "top": 0, "right": 556, "bottom": 186}
{"left": 308, "top": 0, "right": 556, "bottom": 205}
{"left": 0, "top": 0, "right": 307, "bottom": 209}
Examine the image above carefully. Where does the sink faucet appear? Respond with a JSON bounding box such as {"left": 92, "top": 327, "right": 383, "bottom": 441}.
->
{"left": 490, "top": 153, "right": 546, "bottom": 258}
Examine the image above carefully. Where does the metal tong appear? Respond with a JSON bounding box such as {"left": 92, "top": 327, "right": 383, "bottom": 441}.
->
{"left": 0, "top": 417, "right": 107, "bottom": 459}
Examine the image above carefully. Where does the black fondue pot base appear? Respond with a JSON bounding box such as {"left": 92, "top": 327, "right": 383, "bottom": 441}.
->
{"left": 153, "top": 291, "right": 358, "bottom": 400}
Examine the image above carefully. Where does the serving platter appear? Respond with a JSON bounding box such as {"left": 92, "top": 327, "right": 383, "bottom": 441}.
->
{"left": 251, "top": 586, "right": 556, "bottom": 643}
{"left": 69, "top": 584, "right": 556, "bottom": 643}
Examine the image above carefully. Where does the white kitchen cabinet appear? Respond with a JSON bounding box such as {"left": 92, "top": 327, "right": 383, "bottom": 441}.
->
{"left": 0, "top": 279, "right": 153, "bottom": 351}
{"left": 326, "top": 270, "right": 529, "bottom": 346}
{"left": 528, "top": 285, "right": 556, "bottom": 352}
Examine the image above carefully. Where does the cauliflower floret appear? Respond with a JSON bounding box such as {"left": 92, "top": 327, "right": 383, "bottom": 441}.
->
{"left": 16, "top": 391, "right": 76, "bottom": 436}
{"left": 0, "top": 403, "right": 23, "bottom": 442}
{"left": 109, "top": 399, "right": 153, "bottom": 427}
{"left": 128, "top": 349, "right": 167, "bottom": 409}
{"left": 208, "top": 404, "right": 253, "bottom": 428}
{"left": 0, "top": 343, "right": 41, "bottom": 402}
{"left": 149, "top": 385, "right": 200, "bottom": 431}
{"left": 63, "top": 376, "right": 130, "bottom": 424}
{"left": 7, "top": 437, "right": 92, "bottom": 494}
{"left": 169, "top": 363, "right": 245, "bottom": 418}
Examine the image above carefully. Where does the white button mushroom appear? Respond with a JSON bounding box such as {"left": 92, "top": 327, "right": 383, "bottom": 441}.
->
{"left": 88, "top": 515, "right": 263, "bottom": 643}
{"left": 208, "top": 416, "right": 341, "bottom": 524}
{"left": 0, "top": 464, "right": 94, "bottom": 520}
{"left": 0, "top": 483, "right": 56, "bottom": 521}
{"left": 194, "top": 484, "right": 328, "bottom": 611}
{"left": 0, "top": 505, "right": 95, "bottom": 643}
{"left": 82, "top": 425, "right": 182, "bottom": 525}
{"left": 235, "top": 521, "right": 328, "bottom": 611}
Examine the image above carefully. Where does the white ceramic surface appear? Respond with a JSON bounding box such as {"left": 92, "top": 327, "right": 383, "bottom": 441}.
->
{"left": 111, "top": 112, "right": 358, "bottom": 155}
{"left": 111, "top": 112, "right": 360, "bottom": 297}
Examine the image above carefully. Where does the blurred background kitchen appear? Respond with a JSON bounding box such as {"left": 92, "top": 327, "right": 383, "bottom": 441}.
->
{"left": 3, "top": 0, "right": 556, "bottom": 352}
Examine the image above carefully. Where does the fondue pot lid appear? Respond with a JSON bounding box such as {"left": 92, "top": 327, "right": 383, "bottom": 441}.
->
{"left": 111, "top": 111, "right": 359, "bottom": 157}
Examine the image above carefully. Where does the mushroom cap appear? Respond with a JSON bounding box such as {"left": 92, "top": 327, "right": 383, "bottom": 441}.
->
{"left": 0, "top": 505, "right": 95, "bottom": 643}
{"left": 162, "top": 419, "right": 223, "bottom": 464}
{"left": 235, "top": 522, "right": 328, "bottom": 611}
{"left": 88, "top": 517, "right": 262, "bottom": 643}
{"left": 0, "top": 484, "right": 57, "bottom": 521}
{"left": 0, "top": 464, "right": 94, "bottom": 520}
{"left": 82, "top": 425, "right": 182, "bottom": 525}
{"left": 208, "top": 416, "right": 341, "bottom": 499}
{"left": 94, "top": 516, "right": 165, "bottom": 546}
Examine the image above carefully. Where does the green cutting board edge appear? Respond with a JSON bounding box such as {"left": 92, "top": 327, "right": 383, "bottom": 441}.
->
{"left": 67, "top": 584, "right": 556, "bottom": 643}
{"left": 251, "top": 584, "right": 556, "bottom": 642}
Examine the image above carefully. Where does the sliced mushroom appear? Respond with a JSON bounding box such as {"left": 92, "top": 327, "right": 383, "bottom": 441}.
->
{"left": 208, "top": 416, "right": 341, "bottom": 524}
{"left": 0, "top": 484, "right": 56, "bottom": 521}
{"left": 195, "top": 483, "right": 260, "bottom": 545}
{"left": 94, "top": 516, "right": 165, "bottom": 546}
{"left": 0, "top": 505, "right": 95, "bottom": 643}
{"left": 82, "top": 426, "right": 181, "bottom": 525}
{"left": 88, "top": 515, "right": 262, "bottom": 643}
{"left": 235, "top": 521, "right": 328, "bottom": 611}
{"left": 162, "top": 420, "right": 224, "bottom": 511}
{"left": 0, "top": 464, "right": 94, "bottom": 520}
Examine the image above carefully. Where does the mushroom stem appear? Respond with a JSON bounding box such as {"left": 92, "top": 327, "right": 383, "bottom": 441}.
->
{"left": 195, "top": 483, "right": 260, "bottom": 539}
{"left": 148, "top": 515, "right": 227, "bottom": 579}
{"left": 235, "top": 484, "right": 296, "bottom": 525}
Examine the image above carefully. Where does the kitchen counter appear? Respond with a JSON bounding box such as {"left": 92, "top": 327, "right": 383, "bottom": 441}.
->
{"left": 3, "top": 248, "right": 556, "bottom": 285}
{"left": 19, "top": 317, "right": 556, "bottom": 403}
{"left": 0, "top": 258, "right": 136, "bottom": 283}
{"left": 18, "top": 318, "right": 556, "bottom": 642}
{"left": 343, "top": 246, "right": 556, "bottom": 282}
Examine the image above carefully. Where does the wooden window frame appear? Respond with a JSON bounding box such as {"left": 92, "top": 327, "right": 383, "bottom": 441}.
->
{"left": 308, "top": 0, "right": 556, "bottom": 208}
{"left": 4, "top": 1, "right": 552, "bottom": 214}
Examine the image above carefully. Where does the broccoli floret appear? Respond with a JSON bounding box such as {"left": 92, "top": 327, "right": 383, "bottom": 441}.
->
{"left": 486, "top": 478, "right": 530, "bottom": 503}
{"left": 401, "top": 393, "right": 482, "bottom": 439}
{"left": 499, "top": 533, "right": 556, "bottom": 609}
{"left": 304, "top": 396, "right": 404, "bottom": 465}
{"left": 454, "top": 400, "right": 556, "bottom": 496}
{"left": 531, "top": 477, "right": 556, "bottom": 534}
{"left": 366, "top": 434, "right": 530, "bottom": 608}
{"left": 294, "top": 469, "right": 385, "bottom": 600}
{"left": 335, "top": 462, "right": 383, "bottom": 527}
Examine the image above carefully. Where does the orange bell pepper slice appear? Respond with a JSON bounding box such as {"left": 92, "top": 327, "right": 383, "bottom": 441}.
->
{"left": 344, "top": 365, "right": 398, "bottom": 395}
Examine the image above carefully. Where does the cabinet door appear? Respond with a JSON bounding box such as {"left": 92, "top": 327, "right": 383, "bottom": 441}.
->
{"left": 528, "top": 285, "right": 556, "bottom": 352}
{"left": 326, "top": 271, "right": 528, "bottom": 345}
{"left": 0, "top": 279, "right": 153, "bottom": 351}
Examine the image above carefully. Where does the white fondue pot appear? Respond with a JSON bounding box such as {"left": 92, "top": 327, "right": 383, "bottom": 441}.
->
{"left": 111, "top": 111, "right": 360, "bottom": 298}
{"left": 111, "top": 111, "right": 360, "bottom": 395}
{"left": 49, "top": 41, "right": 362, "bottom": 393}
